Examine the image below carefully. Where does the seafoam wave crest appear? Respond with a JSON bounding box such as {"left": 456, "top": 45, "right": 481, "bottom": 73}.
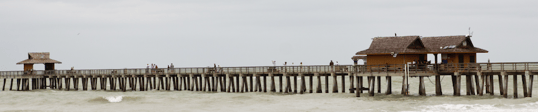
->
{"left": 416, "top": 102, "right": 538, "bottom": 112}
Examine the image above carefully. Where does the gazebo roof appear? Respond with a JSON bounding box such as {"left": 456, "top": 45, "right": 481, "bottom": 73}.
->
{"left": 16, "top": 52, "right": 62, "bottom": 64}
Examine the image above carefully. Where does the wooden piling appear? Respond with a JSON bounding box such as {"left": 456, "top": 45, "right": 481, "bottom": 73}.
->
{"left": 369, "top": 76, "right": 374, "bottom": 96}
{"left": 269, "top": 73, "right": 276, "bottom": 92}
{"left": 299, "top": 73, "right": 305, "bottom": 94}
{"left": 386, "top": 76, "right": 392, "bottom": 94}
{"left": 349, "top": 73, "right": 354, "bottom": 93}
{"left": 419, "top": 76, "right": 425, "bottom": 96}
{"left": 294, "top": 75, "right": 297, "bottom": 93}
{"left": 490, "top": 74, "right": 494, "bottom": 95}
{"left": 325, "top": 74, "right": 328, "bottom": 93}
{"left": 2, "top": 78, "right": 6, "bottom": 91}
{"left": 332, "top": 73, "right": 337, "bottom": 93}
{"left": 284, "top": 74, "right": 290, "bottom": 93}
{"left": 355, "top": 76, "right": 360, "bottom": 97}
{"left": 435, "top": 75, "right": 442, "bottom": 95}
{"left": 503, "top": 72, "right": 509, "bottom": 98}
{"left": 479, "top": 72, "right": 485, "bottom": 96}
{"left": 513, "top": 74, "right": 518, "bottom": 98}
{"left": 528, "top": 71, "right": 533, "bottom": 97}
{"left": 376, "top": 76, "right": 381, "bottom": 93}
{"left": 10, "top": 78, "right": 13, "bottom": 90}
{"left": 522, "top": 74, "right": 528, "bottom": 97}
{"left": 342, "top": 74, "right": 346, "bottom": 93}
{"left": 263, "top": 75, "right": 267, "bottom": 92}
{"left": 250, "top": 74, "right": 253, "bottom": 92}
{"left": 474, "top": 74, "right": 480, "bottom": 95}
{"left": 308, "top": 75, "right": 314, "bottom": 93}
{"left": 466, "top": 75, "right": 471, "bottom": 95}
{"left": 279, "top": 75, "right": 283, "bottom": 93}
{"left": 316, "top": 73, "right": 321, "bottom": 93}
{"left": 455, "top": 72, "right": 461, "bottom": 96}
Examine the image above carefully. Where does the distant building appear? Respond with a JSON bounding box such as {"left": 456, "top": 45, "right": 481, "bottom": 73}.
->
{"left": 354, "top": 35, "right": 488, "bottom": 65}
{"left": 16, "top": 52, "right": 62, "bottom": 71}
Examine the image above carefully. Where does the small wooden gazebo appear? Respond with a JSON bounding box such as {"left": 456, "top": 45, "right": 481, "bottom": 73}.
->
{"left": 16, "top": 52, "right": 62, "bottom": 71}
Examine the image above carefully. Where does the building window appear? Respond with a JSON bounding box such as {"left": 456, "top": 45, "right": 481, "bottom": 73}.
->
{"left": 470, "top": 55, "right": 476, "bottom": 63}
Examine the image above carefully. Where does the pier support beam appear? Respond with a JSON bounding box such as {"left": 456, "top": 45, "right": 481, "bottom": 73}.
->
{"left": 385, "top": 76, "right": 392, "bottom": 95}
{"left": 498, "top": 74, "right": 503, "bottom": 95}
{"left": 332, "top": 73, "right": 337, "bottom": 93}
{"left": 522, "top": 73, "right": 528, "bottom": 97}
{"left": 514, "top": 74, "right": 518, "bottom": 98}
{"left": 454, "top": 72, "right": 461, "bottom": 96}
{"left": 419, "top": 76, "right": 425, "bottom": 96}
{"left": 528, "top": 71, "right": 533, "bottom": 97}
{"left": 502, "top": 72, "right": 509, "bottom": 98}
{"left": 315, "top": 73, "right": 322, "bottom": 93}
{"left": 435, "top": 74, "right": 442, "bottom": 96}
{"left": 269, "top": 73, "right": 275, "bottom": 92}
{"left": 355, "top": 75, "right": 360, "bottom": 97}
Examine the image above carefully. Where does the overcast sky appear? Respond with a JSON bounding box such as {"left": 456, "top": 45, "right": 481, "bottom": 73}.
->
{"left": 1, "top": 0, "right": 537, "bottom": 70}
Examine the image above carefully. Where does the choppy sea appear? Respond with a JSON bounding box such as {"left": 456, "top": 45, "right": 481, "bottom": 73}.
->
{"left": 1, "top": 76, "right": 537, "bottom": 112}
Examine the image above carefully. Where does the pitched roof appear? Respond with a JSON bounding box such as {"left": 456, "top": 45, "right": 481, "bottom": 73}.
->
{"left": 422, "top": 35, "right": 488, "bottom": 53}
{"left": 356, "top": 36, "right": 428, "bottom": 55}
{"left": 16, "top": 52, "right": 62, "bottom": 64}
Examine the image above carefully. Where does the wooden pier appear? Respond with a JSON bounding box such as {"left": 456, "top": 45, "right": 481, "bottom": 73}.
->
{"left": 1, "top": 62, "right": 537, "bottom": 98}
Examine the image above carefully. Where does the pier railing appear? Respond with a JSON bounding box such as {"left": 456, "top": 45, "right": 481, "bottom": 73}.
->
{"left": 3, "top": 62, "right": 538, "bottom": 77}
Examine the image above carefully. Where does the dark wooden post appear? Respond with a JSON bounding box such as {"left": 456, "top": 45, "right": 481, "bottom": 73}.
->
{"left": 355, "top": 75, "right": 360, "bottom": 97}
{"left": 316, "top": 73, "right": 322, "bottom": 93}
{"left": 522, "top": 74, "right": 528, "bottom": 97}
{"left": 528, "top": 71, "right": 534, "bottom": 97}
{"left": 513, "top": 74, "right": 518, "bottom": 98}
{"left": 386, "top": 76, "right": 392, "bottom": 94}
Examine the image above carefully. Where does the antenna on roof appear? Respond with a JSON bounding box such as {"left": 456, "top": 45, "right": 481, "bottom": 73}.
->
{"left": 467, "top": 27, "right": 473, "bottom": 37}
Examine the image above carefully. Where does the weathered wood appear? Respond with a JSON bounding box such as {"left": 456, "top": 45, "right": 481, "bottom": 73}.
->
{"left": 503, "top": 73, "right": 508, "bottom": 98}
{"left": 490, "top": 74, "right": 494, "bottom": 95}
{"left": 342, "top": 74, "right": 346, "bottom": 93}
{"left": 284, "top": 74, "right": 290, "bottom": 93}
{"left": 485, "top": 75, "right": 490, "bottom": 94}
{"left": 466, "top": 75, "right": 471, "bottom": 95}
{"left": 332, "top": 73, "right": 337, "bottom": 93}
{"left": 455, "top": 72, "right": 461, "bottom": 96}
{"left": 513, "top": 74, "right": 518, "bottom": 98}
{"left": 400, "top": 76, "right": 407, "bottom": 95}
{"left": 300, "top": 74, "right": 305, "bottom": 94}
{"left": 263, "top": 75, "right": 267, "bottom": 92}
{"left": 479, "top": 72, "right": 485, "bottom": 96}
{"left": 522, "top": 74, "right": 528, "bottom": 97}
{"left": 10, "top": 78, "right": 13, "bottom": 90}
{"left": 529, "top": 71, "right": 534, "bottom": 97}
{"left": 270, "top": 73, "right": 276, "bottom": 92}
{"left": 355, "top": 76, "right": 360, "bottom": 97}
{"left": 309, "top": 75, "right": 313, "bottom": 93}
{"left": 369, "top": 76, "right": 374, "bottom": 96}
{"left": 2, "top": 78, "right": 6, "bottom": 91}
{"left": 435, "top": 75, "right": 442, "bottom": 95}
{"left": 377, "top": 76, "right": 381, "bottom": 93}
{"left": 294, "top": 75, "right": 298, "bottom": 93}
{"left": 279, "top": 75, "right": 283, "bottom": 93}
{"left": 419, "top": 76, "right": 425, "bottom": 96}
{"left": 316, "top": 73, "right": 322, "bottom": 93}
{"left": 474, "top": 74, "right": 480, "bottom": 95}
{"left": 497, "top": 74, "right": 503, "bottom": 95}
{"left": 386, "top": 76, "right": 392, "bottom": 94}
{"left": 325, "top": 74, "right": 329, "bottom": 93}
{"left": 250, "top": 75, "right": 253, "bottom": 92}
{"left": 349, "top": 73, "right": 354, "bottom": 93}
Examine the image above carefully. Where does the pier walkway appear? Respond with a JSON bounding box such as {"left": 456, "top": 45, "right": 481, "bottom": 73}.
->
{"left": 1, "top": 62, "right": 538, "bottom": 98}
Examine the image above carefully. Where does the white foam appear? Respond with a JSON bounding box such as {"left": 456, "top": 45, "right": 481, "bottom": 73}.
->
{"left": 104, "top": 96, "right": 123, "bottom": 103}
{"left": 419, "top": 103, "right": 538, "bottom": 112}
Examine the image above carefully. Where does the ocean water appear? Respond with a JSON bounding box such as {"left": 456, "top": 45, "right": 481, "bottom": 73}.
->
{"left": 1, "top": 76, "right": 538, "bottom": 112}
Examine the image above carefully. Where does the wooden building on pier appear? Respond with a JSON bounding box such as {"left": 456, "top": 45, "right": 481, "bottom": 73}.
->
{"left": 354, "top": 35, "right": 488, "bottom": 67}
{"left": 16, "top": 52, "right": 62, "bottom": 72}
{"left": 355, "top": 36, "right": 429, "bottom": 66}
